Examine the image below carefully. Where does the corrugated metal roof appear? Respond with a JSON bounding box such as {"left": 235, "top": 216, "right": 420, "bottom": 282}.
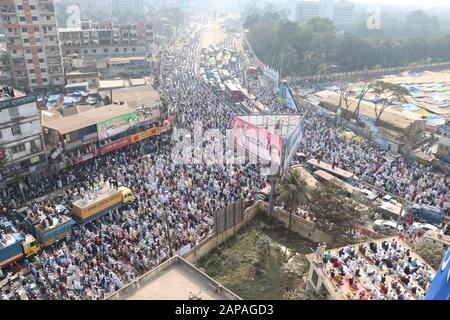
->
{"left": 42, "top": 104, "right": 136, "bottom": 135}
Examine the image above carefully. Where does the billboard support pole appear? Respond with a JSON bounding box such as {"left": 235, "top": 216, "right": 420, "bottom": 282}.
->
{"left": 268, "top": 122, "right": 286, "bottom": 224}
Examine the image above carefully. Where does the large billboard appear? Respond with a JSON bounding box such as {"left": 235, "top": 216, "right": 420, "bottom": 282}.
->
{"left": 97, "top": 113, "right": 137, "bottom": 141}
{"left": 283, "top": 115, "right": 306, "bottom": 171}
{"left": 261, "top": 66, "right": 280, "bottom": 94}
{"left": 232, "top": 116, "right": 284, "bottom": 168}
{"left": 278, "top": 82, "right": 298, "bottom": 112}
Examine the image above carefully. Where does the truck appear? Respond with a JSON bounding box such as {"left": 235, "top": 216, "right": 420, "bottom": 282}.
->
{"left": 72, "top": 186, "right": 135, "bottom": 224}
{"left": 0, "top": 233, "right": 39, "bottom": 268}
{"left": 0, "top": 187, "right": 135, "bottom": 269}
{"left": 407, "top": 204, "right": 444, "bottom": 226}
{"left": 24, "top": 214, "right": 76, "bottom": 247}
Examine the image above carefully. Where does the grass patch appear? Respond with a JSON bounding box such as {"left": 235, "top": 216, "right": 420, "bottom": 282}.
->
{"left": 197, "top": 217, "right": 315, "bottom": 300}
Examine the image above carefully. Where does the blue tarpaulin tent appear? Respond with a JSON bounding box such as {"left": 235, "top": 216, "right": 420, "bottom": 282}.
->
{"left": 425, "top": 247, "right": 450, "bottom": 300}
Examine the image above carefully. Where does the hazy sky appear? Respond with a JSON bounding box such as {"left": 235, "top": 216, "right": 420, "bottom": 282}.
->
{"left": 339, "top": 0, "right": 448, "bottom": 8}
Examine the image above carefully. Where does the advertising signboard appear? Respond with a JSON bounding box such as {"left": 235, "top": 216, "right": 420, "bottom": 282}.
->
{"left": 99, "top": 137, "right": 131, "bottom": 155}
{"left": 283, "top": 115, "right": 306, "bottom": 171}
{"left": 97, "top": 113, "right": 137, "bottom": 141}
{"left": 231, "top": 116, "right": 284, "bottom": 166}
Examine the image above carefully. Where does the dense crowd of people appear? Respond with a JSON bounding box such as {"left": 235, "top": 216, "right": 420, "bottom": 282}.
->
{"left": 0, "top": 84, "right": 15, "bottom": 99}
{"left": 1, "top": 18, "right": 448, "bottom": 301}
{"left": 0, "top": 22, "right": 268, "bottom": 300}
{"left": 323, "top": 239, "right": 434, "bottom": 300}
{"left": 302, "top": 115, "right": 450, "bottom": 213}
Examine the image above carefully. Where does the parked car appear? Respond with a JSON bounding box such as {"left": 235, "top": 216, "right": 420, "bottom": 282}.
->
{"left": 412, "top": 222, "right": 440, "bottom": 234}
{"left": 373, "top": 219, "right": 404, "bottom": 234}
{"left": 360, "top": 189, "right": 378, "bottom": 202}
{"left": 408, "top": 204, "right": 444, "bottom": 226}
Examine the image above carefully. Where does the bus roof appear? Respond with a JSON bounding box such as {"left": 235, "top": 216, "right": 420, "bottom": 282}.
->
{"left": 313, "top": 170, "right": 358, "bottom": 194}
{"left": 290, "top": 166, "right": 320, "bottom": 189}
{"left": 306, "top": 159, "right": 354, "bottom": 179}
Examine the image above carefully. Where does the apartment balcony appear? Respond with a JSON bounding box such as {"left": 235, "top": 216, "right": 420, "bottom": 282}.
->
{"left": 1, "top": 6, "right": 16, "bottom": 15}
{"left": 46, "top": 50, "right": 61, "bottom": 57}
{"left": 47, "top": 58, "right": 62, "bottom": 66}
{"left": 40, "top": 4, "right": 55, "bottom": 13}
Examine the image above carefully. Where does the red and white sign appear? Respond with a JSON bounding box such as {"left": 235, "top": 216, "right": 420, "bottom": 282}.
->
{"left": 231, "top": 116, "right": 284, "bottom": 164}
{"left": 74, "top": 150, "right": 99, "bottom": 164}
{"left": 99, "top": 137, "right": 131, "bottom": 155}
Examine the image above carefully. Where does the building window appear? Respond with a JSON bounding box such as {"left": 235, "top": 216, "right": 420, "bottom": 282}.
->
{"left": 34, "top": 27, "right": 39, "bottom": 32}
{"left": 32, "top": 16, "right": 38, "bottom": 21}
{"left": 30, "top": 5, "right": 35, "bottom": 10}
{"left": 49, "top": 36, "right": 54, "bottom": 41}
{"left": 42, "top": 78, "right": 48, "bottom": 83}
{"left": 31, "top": 79, "right": 36, "bottom": 83}
{"left": 115, "top": 48, "right": 119, "bottom": 52}
{"left": 46, "top": 16, "right": 51, "bottom": 21}
{"left": 36, "top": 38, "right": 41, "bottom": 43}
{"left": 29, "top": 69, "right": 35, "bottom": 74}
{"left": 39, "top": 58, "right": 44, "bottom": 63}
{"left": 17, "top": 5, "right": 23, "bottom": 10}
{"left": 24, "top": 38, "right": 29, "bottom": 43}
{"left": 20, "top": 159, "right": 29, "bottom": 169}
{"left": 104, "top": 48, "right": 108, "bottom": 53}
{"left": 22, "top": 27, "right": 27, "bottom": 33}
{"left": 25, "top": 49, "right": 31, "bottom": 54}
{"left": 27, "top": 59, "right": 33, "bottom": 64}
{"left": 92, "top": 49, "right": 96, "bottom": 53}
{"left": 123, "top": 48, "right": 127, "bottom": 52}
{"left": 11, "top": 125, "right": 21, "bottom": 135}
{"left": 8, "top": 28, "right": 13, "bottom": 33}
{"left": 37, "top": 48, "right": 43, "bottom": 53}
{"left": 84, "top": 49, "right": 88, "bottom": 54}
{"left": 12, "top": 144, "right": 26, "bottom": 154}
{"left": 0, "top": 131, "right": 2, "bottom": 139}
{"left": 12, "top": 50, "right": 17, "bottom": 54}
{"left": 132, "top": 48, "right": 136, "bottom": 52}
{"left": 41, "top": 68, "right": 46, "bottom": 73}
{"left": 19, "top": 17, "right": 26, "bottom": 22}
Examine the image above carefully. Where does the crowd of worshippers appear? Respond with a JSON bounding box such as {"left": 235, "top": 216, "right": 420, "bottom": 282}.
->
{"left": 322, "top": 239, "right": 434, "bottom": 300}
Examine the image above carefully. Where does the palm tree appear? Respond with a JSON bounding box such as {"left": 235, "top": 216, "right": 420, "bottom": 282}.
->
{"left": 276, "top": 169, "right": 309, "bottom": 241}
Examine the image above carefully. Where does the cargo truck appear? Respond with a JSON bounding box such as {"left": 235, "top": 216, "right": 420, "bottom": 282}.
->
{"left": 72, "top": 186, "right": 135, "bottom": 224}
{"left": 1, "top": 187, "right": 135, "bottom": 268}
{"left": 0, "top": 233, "right": 39, "bottom": 268}
{"left": 24, "top": 214, "right": 76, "bottom": 247}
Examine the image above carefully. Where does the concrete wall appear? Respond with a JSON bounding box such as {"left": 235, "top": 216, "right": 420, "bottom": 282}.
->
{"left": 271, "top": 205, "right": 334, "bottom": 244}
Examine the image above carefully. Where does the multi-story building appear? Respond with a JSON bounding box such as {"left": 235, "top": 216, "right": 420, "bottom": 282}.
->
{"left": 0, "top": 95, "right": 48, "bottom": 189}
{"left": 436, "top": 119, "right": 450, "bottom": 163}
{"left": 0, "top": 0, "right": 65, "bottom": 91}
{"left": 58, "top": 20, "right": 154, "bottom": 62}
{"left": 287, "top": 0, "right": 355, "bottom": 25}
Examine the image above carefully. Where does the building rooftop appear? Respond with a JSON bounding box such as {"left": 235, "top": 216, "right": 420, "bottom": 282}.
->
{"left": 42, "top": 104, "right": 136, "bottom": 135}
{"left": 107, "top": 256, "right": 241, "bottom": 300}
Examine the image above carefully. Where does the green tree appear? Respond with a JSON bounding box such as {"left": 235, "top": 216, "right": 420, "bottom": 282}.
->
{"left": 0, "top": 52, "right": 11, "bottom": 73}
{"left": 308, "top": 184, "right": 364, "bottom": 241}
{"left": 411, "top": 239, "right": 447, "bottom": 270}
{"left": 371, "top": 81, "right": 410, "bottom": 124}
{"left": 276, "top": 169, "right": 309, "bottom": 240}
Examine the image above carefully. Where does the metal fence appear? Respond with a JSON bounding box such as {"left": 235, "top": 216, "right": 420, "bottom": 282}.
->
{"left": 213, "top": 198, "right": 246, "bottom": 235}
